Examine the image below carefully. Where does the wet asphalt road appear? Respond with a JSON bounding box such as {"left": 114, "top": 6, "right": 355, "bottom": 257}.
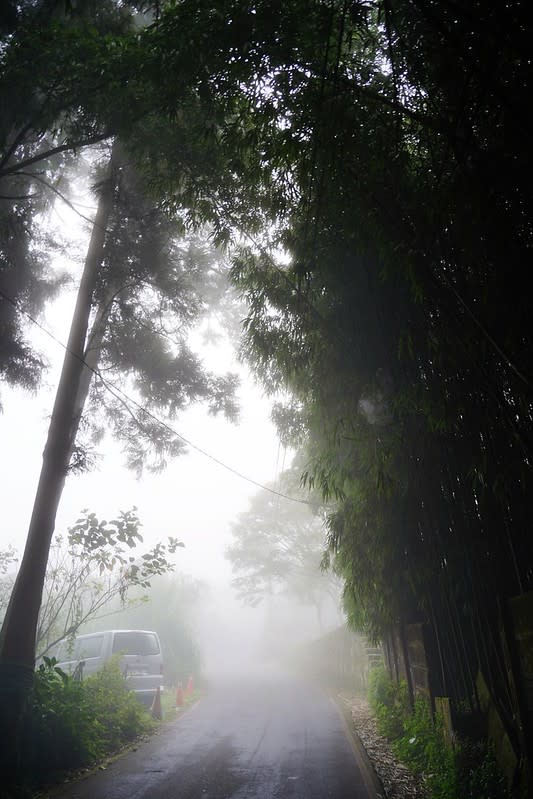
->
{"left": 50, "top": 668, "right": 378, "bottom": 799}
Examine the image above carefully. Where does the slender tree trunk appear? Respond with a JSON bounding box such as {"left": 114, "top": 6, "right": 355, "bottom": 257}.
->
{"left": 0, "top": 151, "right": 117, "bottom": 789}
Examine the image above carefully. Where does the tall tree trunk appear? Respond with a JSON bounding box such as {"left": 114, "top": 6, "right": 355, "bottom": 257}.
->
{"left": 0, "top": 151, "right": 117, "bottom": 789}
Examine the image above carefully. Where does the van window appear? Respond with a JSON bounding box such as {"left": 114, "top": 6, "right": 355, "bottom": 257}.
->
{"left": 76, "top": 635, "right": 104, "bottom": 659}
{"left": 112, "top": 631, "right": 159, "bottom": 656}
{"left": 54, "top": 641, "right": 70, "bottom": 661}
{"left": 55, "top": 634, "right": 104, "bottom": 661}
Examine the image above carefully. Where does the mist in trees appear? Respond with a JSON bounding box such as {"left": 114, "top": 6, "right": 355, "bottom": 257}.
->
{"left": 78, "top": 571, "right": 205, "bottom": 688}
{"left": 1, "top": 0, "right": 532, "bottom": 791}
{"left": 226, "top": 462, "right": 342, "bottom": 631}
{"left": 0, "top": 0, "right": 249, "bottom": 775}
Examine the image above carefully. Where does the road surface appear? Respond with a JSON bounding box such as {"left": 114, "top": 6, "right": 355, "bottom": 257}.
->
{"left": 50, "top": 668, "right": 379, "bottom": 799}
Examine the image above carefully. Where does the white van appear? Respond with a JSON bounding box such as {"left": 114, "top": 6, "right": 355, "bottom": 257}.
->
{"left": 54, "top": 629, "right": 163, "bottom": 705}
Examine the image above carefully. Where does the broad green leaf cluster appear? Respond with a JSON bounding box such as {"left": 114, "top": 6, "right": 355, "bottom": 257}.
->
{"left": 35, "top": 508, "right": 183, "bottom": 658}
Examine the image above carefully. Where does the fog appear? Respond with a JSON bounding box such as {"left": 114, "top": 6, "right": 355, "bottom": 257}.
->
{"left": 194, "top": 581, "right": 344, "bottom": 682}
{"left": 0, "top": 168, "right": 352, "bottom": 697}
{"left": 0, "top": 285, "right": 348, "bottom": 681}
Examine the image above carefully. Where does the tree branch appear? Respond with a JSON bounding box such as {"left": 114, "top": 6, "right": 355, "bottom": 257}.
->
{"left": 0, "top": 132, "right": 112, "bottom": 178}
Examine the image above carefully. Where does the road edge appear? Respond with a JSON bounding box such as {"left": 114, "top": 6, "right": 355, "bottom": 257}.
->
{"left": 331, "top": 694, "right": 386, "bottom": 799}
{"left": 34, "top": 694, "right": 203, "bottom": 798}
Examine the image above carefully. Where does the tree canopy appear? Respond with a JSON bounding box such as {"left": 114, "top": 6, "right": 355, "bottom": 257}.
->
{"left": 226, "top": 463, "right": 340, "bottom": 625}
{"left": 223, "top": 0, "right": 533, "bottom": 731}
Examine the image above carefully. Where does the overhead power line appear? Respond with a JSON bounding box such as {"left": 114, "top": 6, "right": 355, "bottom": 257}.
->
{"left": 0, "top": 287, "right": 310, "bottom": 505}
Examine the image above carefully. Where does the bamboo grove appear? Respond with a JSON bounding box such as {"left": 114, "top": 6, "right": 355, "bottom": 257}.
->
{"left": 229, "top": 0, "right": 533, "bottom": 751}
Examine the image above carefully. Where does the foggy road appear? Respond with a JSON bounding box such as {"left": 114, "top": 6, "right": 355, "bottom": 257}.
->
{"left": 49, "top": 667, "right": 378, "bottom": 799}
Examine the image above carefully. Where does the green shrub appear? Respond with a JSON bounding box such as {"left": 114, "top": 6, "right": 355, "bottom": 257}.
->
{"left": 24, "top": 658, "right": 99, "bottom": 781}
{"left": 368, "top": 665, "right": 394, "bottom": 709}
{"left": 367, "top": 669, "right": 511, "bottom": 799}
{"left": 368, "top": 665, "right": 410, "bottom": 739}
{"left": 394, "top": 697, "right": 457, "bottom": 799}
{"left": 22, "top": 657, "right": 154, "bottom": 790}
{"left": 84, "top": 657, "right": 154, "bottom": 752}
{"left": 456, "top": 740, "right": 509, "bottom": 799}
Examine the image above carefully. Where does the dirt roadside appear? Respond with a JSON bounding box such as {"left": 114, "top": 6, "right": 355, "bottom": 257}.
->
{"left": 338, "top": 694, "right": 428, "bottom": 799}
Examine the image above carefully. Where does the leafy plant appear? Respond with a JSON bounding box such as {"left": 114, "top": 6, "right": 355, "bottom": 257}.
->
{"left": 22, "top": 656, "right": 153, "bottom": 791}
{"left": 24, "top": 657, "right": 97, "bottom": 781}
{"left": 83, "top": 657, "right": 154, "bottom": 753}
{"left": 368, "top": 664, "right": 397, "bottom": 709}
{"left": 368, "top": 665, "right": 410, "bottom": 739}
{"left": 369, "top": 668, "right": 511, "bottom": 799}
{"left": 394, "top": 698, "right": 456, "bottom": 799}
{"left": 36, "top": 509, "right": 183, "bottom": 659}
{"left": 456, "top": 740, "right": 510, "bottom": 799}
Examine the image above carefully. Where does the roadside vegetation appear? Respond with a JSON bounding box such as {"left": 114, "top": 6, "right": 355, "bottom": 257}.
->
{"left": 20, "top": 655, "right": 201, "bottom": 793}
{"left": 368, "top": 667, "right": 510, "bottom": 799}
{"left": 21, "top": 657, "right": 154, "bottom": 793}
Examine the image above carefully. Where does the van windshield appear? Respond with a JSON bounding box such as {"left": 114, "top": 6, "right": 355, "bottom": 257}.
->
{"left": 112, "top": 632, "right": 160, "bottom": 656}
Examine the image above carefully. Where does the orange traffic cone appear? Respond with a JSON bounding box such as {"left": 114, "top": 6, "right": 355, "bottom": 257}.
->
{"left": 151, "top": 686, "right": 162, "bottom": 720}
{"left": 176, "top": 680, "right": 184, "bottom": 709}
{"left": 185, "top": 675, "right": 194, "bottom": 697}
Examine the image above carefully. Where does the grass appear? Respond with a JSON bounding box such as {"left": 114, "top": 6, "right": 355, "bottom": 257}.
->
{"left": 159, "top": 685, "right": 202, "bottom": 720}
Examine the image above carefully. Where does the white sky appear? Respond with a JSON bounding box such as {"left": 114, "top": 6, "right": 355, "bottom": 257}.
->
{"left": 0, "top": 372, "right": 285, "bottom": 583}
{"left": 0, "top": 196, "right": 289, "bottom": 586}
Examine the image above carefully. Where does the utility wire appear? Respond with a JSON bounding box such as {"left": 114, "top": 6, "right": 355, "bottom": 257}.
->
{"left": 0, "top": 287, "right": 310, "bottom": 506}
